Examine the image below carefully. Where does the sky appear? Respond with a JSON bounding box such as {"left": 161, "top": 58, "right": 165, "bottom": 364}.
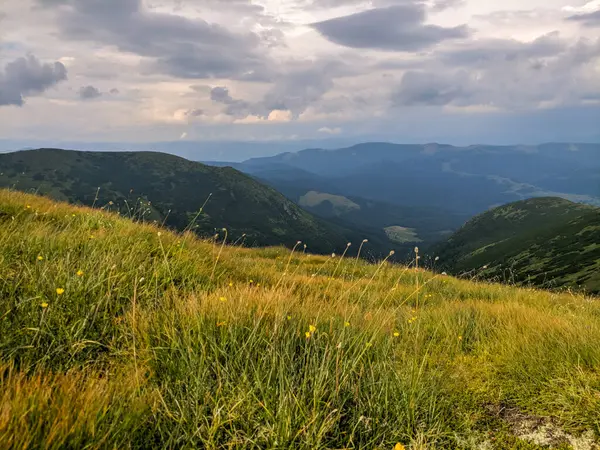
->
{"left": 1, "top": 0, "right": 600, "bottom": 155}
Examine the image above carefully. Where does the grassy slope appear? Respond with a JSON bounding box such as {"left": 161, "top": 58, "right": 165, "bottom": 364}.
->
{"left": 0, "top": 148, "right": 370, "bottom": 255}
{"left": 1, "top": 190, "right": 600, "bottom": 449}
{"left": 433, "top": 197, "right": 600, "bottom": 294}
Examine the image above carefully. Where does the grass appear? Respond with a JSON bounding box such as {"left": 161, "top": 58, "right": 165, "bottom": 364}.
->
{"left": 1, "top": 189, "right": 599, "bottom": 449}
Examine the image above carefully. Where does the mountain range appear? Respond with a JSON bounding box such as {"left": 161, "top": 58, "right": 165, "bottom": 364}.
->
{"left": 1, "top": 144, "right": 599, "bottom": 293}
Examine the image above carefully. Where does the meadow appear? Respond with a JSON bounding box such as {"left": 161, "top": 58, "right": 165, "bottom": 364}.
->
{"left": 1, "top": 189, "right": 599, "bottom": 449}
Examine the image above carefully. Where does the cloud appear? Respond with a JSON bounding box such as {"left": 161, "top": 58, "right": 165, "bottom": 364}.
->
{"left": 318, "top": 126, "right": 342, "bottom": 134}
{"left": 185, "top": 109, "right": 204, "bottom": 117}
{"left": 439, "top": 33, "right": 566, "bottom": 66}
{"left": 109, "top": 88, "right": 119, "bottom": 95}
{"left": 36, "top": 0, "right": 271, "bottom": 80}
{"left": 393, "top": 70, "right": 472, "bottom": 106}
{"left": 312, "top": 4, "right": 470, "bottom": 51}
{"left": 0, "top": 55, "right": 67, "bottom": 106}
{"left": 567, "top": 10, "right": 600, "bottom": 27}
{"left": 208, "top": 61, "right": 343, "bottom": 121}
{"left": 210, "top": 86, "right": 235, "bottom": 104}
{"left": 267, "top": 109, "right": 293, "bottom": 122}
{"left": 79, "top": 85, "right": 102, "bottom": 100}
{"left": 430, "top": 0, "right": 465, "bottom": 11}
{"left": 392, "top": 35, "right": 600, "bottom": 110}
{"left": 209, "top": 86, "right": 253, "bottom": 118}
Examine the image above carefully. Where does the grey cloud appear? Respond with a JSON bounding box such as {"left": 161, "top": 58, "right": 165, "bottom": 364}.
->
{"left": 185, "top": 108, "right": 204, "bottom": 117}
{"left": 261, "top": 67, "right": 335, "bottom": 115}
{"left": 37, "top": 0, "right": 270, "bottom": 80}
{"left": 209, "top": 86, "right": 253, "bottom": 118}
{"left": 440, "top": 32, "right": 566, "bottom": 66}
{"left": 109, "top": 88, "right": 119, "bottom": 94}
{"left": 392, "top": 36, "right": 600, "bottom": 110}
{"left": 567, "top": 10, "right": 600, "bottom": 27}
{"left": 0, "top": 55, "right": 67, "bottom": 106}
{"left": 312, "top": 4, "right": 470, "bottom": 51}
{"left": 79, "top": 85, "right": 102, "bottom": 99}
{"left": 431, "top": 0, "right": 464, "bottom": 11}
{"left": 209, "top": 60, "right": 346, "bottom": 119}
{"left": 393, "top": 70, "right": 472, "bottom": 106}
{"left": 210, "top": 86, "right": 234, "bottom": 104}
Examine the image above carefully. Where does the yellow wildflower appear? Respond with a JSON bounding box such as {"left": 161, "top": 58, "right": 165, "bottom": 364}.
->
{"left": 229, "top": 282, "right": 233, "bottom": 287}
{"left": 56, "top": 288, "right": 65, "bottom": 295}
{"left": 41, "top": 302, "right": 49, "bottom": 308}
{"left": 37, "top": 255, "right": 44, "bottom": 261}
{"left": 217, "top": 321, "right": 227, "bottom": 327}
{"left": 458, "top": 335, "right": 463, "bottom": 341}
{"left": 305, "top": 331, "right": 311, "bottom": 339}
{"left": 394, "top": 444, "right": 406, "bottom": 450}
{"left": 393, "top": 331, "right": 400, "bottom": 337}
{"left": 219, "top": 297, "right": 227, "bottom": 302}
{"left": 76, "top": 270, "right": 84, "bottom": 277}
{"left": 344, "top": 322, "right": 350, "bottom": 327}
{"left": 309, "top": 325, "right": 317, "bottom": 333}
{"left": 287, "top": 315, "right": 292, "bottom": 320}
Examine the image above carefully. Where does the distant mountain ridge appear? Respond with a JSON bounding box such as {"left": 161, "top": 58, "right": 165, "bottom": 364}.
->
{"left": 433, "top": 197, "right": 600, "bottom": 294}
{"left": 204, "top": 142, "right": 600, "bottom": 255}
{"left": 226, "top": 142, "right": 600, "bottom": 213}
{"left": 0, "top": 148, "right": 394, "bottom": 255}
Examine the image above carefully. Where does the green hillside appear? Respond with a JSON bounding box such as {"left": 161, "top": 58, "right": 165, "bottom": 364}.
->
{"left": 0, "top": 149, "right": 376, "bottom": 254}
{"left": 434, "top": 197, "right": 600, "bottom": 294}
{"left": 1, "top": 190, "right": 600, "bottom": 449}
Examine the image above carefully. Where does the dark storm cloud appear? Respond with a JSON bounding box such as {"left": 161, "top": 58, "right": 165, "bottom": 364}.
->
{"left": 79, "top": 85, "right": 102, "bottom": 99}
{"left": 567, "top": 10, "right": 600, "bottom": 27}
{"left": 311, "top": 4, "right": 470, "bottom": 51}
{"left": 0, "top": 55, "right": 67, "bottom": 106}
{"left": 35, "top": 0, "right": 270, "bottom": 80}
